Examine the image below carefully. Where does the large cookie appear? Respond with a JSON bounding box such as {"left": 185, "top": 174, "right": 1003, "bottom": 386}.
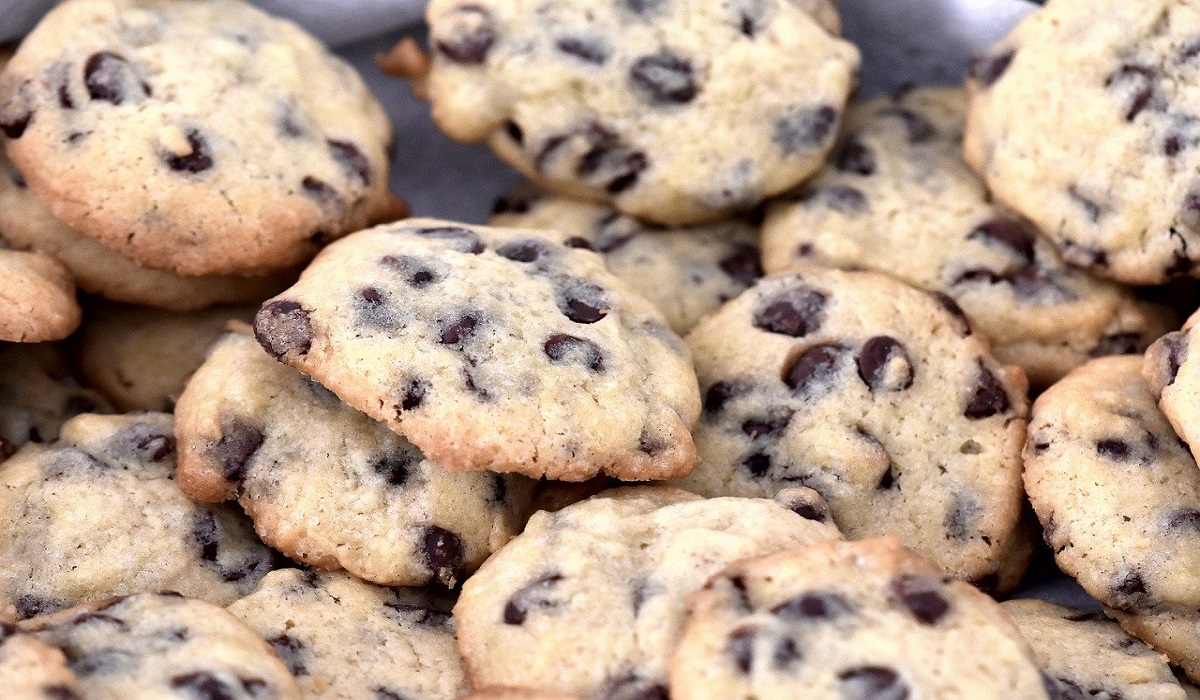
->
{"left": 489, "top": 185, "right": 761, "bottom": 334}
{"left": 0, "top": 413, "right": 274, "bottom": 619}
{"left": 0, "top": 0, "right": 402, "bottom": 276}
{"left": 176, "top": 325, "right": 533, "bottom": 587}
{"left": 964, "top": 0, "right": 1200, "bottom": 285}
{"left": 1024, "top": 355, "right": 1200, "bottom": 682}
{"left": 0, "top": 342, "right": 109, "bottom": 459}
{"left": 0, "top": 622, "right": 81, "bottom": 700}
{"left": 22, "top": 593, "right": 301, "bottom": 699}
{"left": 228, "top": 569, "right": 467, "bottom": 699}
{"left": 0, "top": 247, "right": 79, "bottom": 343}
{"left": 453, "top": 485, "right": 842, "bottom": 698}
{"left": 670, "top": 537, "right": 1047, "bottom": 700}
{"left": 671, "top": 268, "right": 1030, "bottom": 585}
{"left": 422, "top": 0, "right": 859, "bottom": 225}
{"left": 253, "top": 218, "right": 701, "bottom": 481}
{"left": 762, "top": 87, "right": 1174, "bottom": 387}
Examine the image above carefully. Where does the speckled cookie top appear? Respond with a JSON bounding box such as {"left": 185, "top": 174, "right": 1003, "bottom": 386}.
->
{"left": 0, "top": 0, "right": 401, "bottom": 276}
{"left": 0, "top": 342, "right": 109, "bottom": 460}
{"left": 964, "top": 0, "right": 1200, "bottom": 284}
{"left": 424, "top": 0, "right": 859, "bottom": 225}
{"left": 672, "top": 267, "right": 1029, "bottom": 585}
{"left": 762, "top": 87, "right": 1174, "bottom": 386}
{"left": 253, "top": 218, "right": 701, "bottom": 482}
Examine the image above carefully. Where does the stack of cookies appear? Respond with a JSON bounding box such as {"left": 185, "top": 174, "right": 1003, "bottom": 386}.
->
{"left": 0, "top": 0, "right": 1198, "bottom": 697}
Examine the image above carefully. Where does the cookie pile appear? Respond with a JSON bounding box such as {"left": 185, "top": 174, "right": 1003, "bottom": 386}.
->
{"left": 1, "top": 0, "right": 1199, "bottom": 697}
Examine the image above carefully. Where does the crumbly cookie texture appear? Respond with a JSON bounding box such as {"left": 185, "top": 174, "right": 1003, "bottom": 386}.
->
{"left": 671, "top": 268, "right": 1029, "bottom": 585}
{"left": 453, "top": 485, "right": 842, "bottom": 698}
{"left": 0, "top": 413, "right": 274, "bottom": 619}
{"left": 964, "top": 0, "right": 1200, "bottom": 285}
{"left": 489, "top": 185, "right": 762, "bottom": 334}
{"left": 0, "top": 248, "right": 79, "bottom": 343}
{"left": 1002, "top": 599, "right": 1187, "bottom": 700}
{"left": 423, "top": 0, "right": 859, "bottom": 225}
{"left": 176, "top": 325, "right": 533, "bottom": 587}
{"left": 253, "top": 218, "right": 701, "bottom": 482}
{"left": 227, "top": 569, "right": 467, "bottom": 700}
{"left": 0, "top": 0, "right": 403, "bottom": 276}
{"left": 0, "top": 622, "right": 81, "bottom": 700}
{"left": 1024, "top": 355, "right": 1200, "bottom": 682}
{"left": 0, "top": 342, "right": 109, "bottom": 459}
{"left": 22, "top": 592, "right": 301, "bottom": 699}
{"left": 77, "top": 302, "right": 257, "bottom": 412}
{"left": 670, "top": 537, "right": 1048, "bottom": 700}
{"left": 762, "top": 87, "right": 1174, "bottom": 387}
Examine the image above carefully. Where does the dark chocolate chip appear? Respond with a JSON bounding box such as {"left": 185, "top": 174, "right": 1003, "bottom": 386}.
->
{"left": 837, "top": 666, "right": 909, "bottom": 700}
{"left": 423, "top": 526, "right": 465, "bottom": 587}
{"left": 931, "top": 292, "right": 971, "bottom": 334}
{"left": 503, "top": 119, "right": 524, "bottom": 144}
{"left": 170, "top": 672, "right": 240, "bottom": 700}
{"left": 439, "top": 313, "right": 479, "bottom": 346}
{"left": 602, "top": 676, "right": 669, "bottom": 700}
{"left": 381, "top": 254, "right": 439, "bottom": 287}
{"left": 328, "top": 140, "right": 370, "bottom": 185}
{"left": 890, "top": 576, "right": 950, "bottom": 625}
{"left": 301, "top": 176, "right": 339, "bottom": 204}
{"left": 742, "top": 452, "right": 772, "bottom": 478}
{"left": 408, "top": 225, "right": 485, "bottom": 254}
{"left": 544, "top": 333, "right": 606, "bottom": 372}
{"left": 703, "top": 380, "right": 746, "bottom": 415}
{"left": 0, "top": 112, "right": 30, "bottom": 139}
{"left": 268, "top": 634, "right": 306, "bottom": 676}
{"left": 491, "top": 191, "right": 537, "bottom": 215}
{"left": 837, "top": 137, "right": 876, "bottom": 175}
{"left": 969, "top": 218, "right": 1035, "bottom": 261}
{"left": 719, "top": 244, "right": 763, "bottom": 286}
{"left": 557, "top": 36, "right": 609, "bottom": 64}
{"left": 1110, "top": 570, "right": 1150, "bottom": 612}
{"left": 557, "top": 278, "right": 610, "bottom": 323}
{"left": 396, "top": 378, "right": 427, "bottom": 412}
{"left": 809, "top": 184, "right": 868, "bottom": 213}
{"left": 504, "top": 572, "right": 564, "bottom": 625}
{"left": 85, "top": 52, "right": 149, "bottom": 105}
{"left": 728, "top": 626, "right": 757, "bottom": 674}
{"left": 773, "top": 637, "right": 802, "bottom": 668}
{"left": 1106, "top": 64, "right": 1157, "bottom": 121}
{"left": 434, "top": 4, "right": 496, "bottom": 63}
{"left": 963, "top": 362, "right": 1010, "bottom": 419}
{"left": 14, "top": 595, "right": 62, "bottom": 619}
{"left": 856, "top": 336, "right": 913, "bottom": 392}
{"left": 212, "top": 417, "right": 264, "bottom": 482}
{"left": 370, "top": 450, "right": 418, "bottom": 487}
{"left": 164, "top": 129, "right": 213, "bottom": 173}
{"left": 968, "top": 49, "right": 1015, "bottom": 87}
{"left": 356, "top": 286, "right": 398, "bottom": 329}
{"left": 593, "top": 212, "right": 641, "bottom": 252}
{"left": 753, "top": 286, "right": 826, "bottom": 337}
{"left": 497, "top": 238, "right": 551, "bottom": 262}
{"left": 1090, "top": 332, "right": 1142, "bottom": 358}
{"left": 1163, "top": 333, "right": 1189, "bottom": 385}
{"left": 193, "top": 510, "right": 222, "bottom": 563}
{"left": 783, "top": 344, "right": 848, "bottom": 394}
{"left": 1166, "top": 508, "right": 1200, "bottom": 531}
{"left": 1068, "top": 186, "right": 1102, "bottom": 223}
{"left": 41, "top": 685, "right": 82, "bottom": 700}
{"left": 630, "top": 51, "right": 698, "bottom": 104}
{"left": 779, "top": 494, "right": 831, "bottom": 523}
{"left": 742, "top": 413, "right": 790, "bottom": 439}
{"left": 1096, "top": 439, "right": 1131, "bottom": 461}
{"left": 772, "top": 591, "right": 852, "bottom": 621}
{"left": 945, "top": 492, "right": 981, "bottom": 539}
{"left": 774, "top": 106, "right": 838, "bottom": 155}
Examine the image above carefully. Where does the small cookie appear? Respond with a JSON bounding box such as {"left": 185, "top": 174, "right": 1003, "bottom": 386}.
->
{"left": 964, "top": 0, "right": 1200, "bottom": 284}
{"left": 77, "top": 302, "right": 258, "bottom": 412}
{"left": 227, "top": 569, "right": 467, "bottom": 699}
{"left": 0, "top": 248, "right": 79, "bottom": 343}
{"left": 0, "top": 413, "right": 274, "bottom": 619}
{"left": 671, "top": 268, "right": 1029, "bottom": 585}
{"left": 1024, "top": 355, "right": 1200, "bottom": 682}
{"left": 490, "top": 185, "right": 761, "bottom": 334}
{"left": 423, "top": 0, "right": 859, "bottom": 225}
{"left": 176, "top": 325, "right": 533, "bottom": 587}
{"left": 254, "top": 218, "right": 701, "bottom": 481}
{"left": 22, "top": 592, "right": 301, "bottom": 699}
{"left": 670, "top": 537, "right": 1047, "bottom": 700}
{"left": 0, "top": 622, "right": 81, "bottom": 700}
{"left": 762, "top": 87, "right": 1174, "bottom": 386}
{"left": 0, "top": 147, "right": 296, "bottom": 310}
{"left": 454, "top": 485, "right": 842, "bottom": 698}
{"left": 0, "top": 0, "right": 402, "bottom": 276}
{"left": 1143, "top": 309, "right": 1200, "bottom": 466}
{"left": 0, "top": 342, "right": 109, "bottom": 459}
{"left": 1002, "top": 599, "right": 1186, "bottom": 700}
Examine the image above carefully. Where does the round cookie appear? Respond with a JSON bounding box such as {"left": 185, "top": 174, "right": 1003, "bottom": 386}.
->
{"left": 422, "top": 0, "right": 860, "bottom": 225}
{"left": 489, "top": 185, "right": 762, "bottom": 334}
{"left": 77, "top": 302, "right": 258, "bottom": 412}
{"left": 762, "top": 87, "right": 1174, "bottom": 387}
{"left": 0, "top": 0, "right": 403, "bottom": 276}
{"left": 1143, "top": 308, "right": 1200, "bottom": 466}
{"left": 0, "top": 247, "right": 79, "bottom": 343}
{"left": 671, "top": 268, "right": 1030, "bottom": 585}
{"left": 22, "top": 593, "right": 301, "bottom": 699}
{"left": 0, "top": 146, "right": 296, "bottom": 310}
{"left": 462, "top": 690, "right": 581, "bottom": 700}
{"left": 0, "top": 342, "right": 109, "bottom": 459}
{"left": 253, "top": 218, "right": 701, "bottom": 481}
{"left": 0, "top": 412, "right": 275, "bottom": 619}
{"left": 670, "top": 537, "right": 1048, "bottom": 700}
{"left": 453, "top": 485, "right": 843, "bottom": 698}
{"left": 176, "top": 325, "right": 533, "bottom": 587}
{"left": 1024, "top": 355, "right": 1200, "bottom": 682}
{"left": 227, "top": 569, "right": 467, "bottom": 699}
{"left": 0, "top": 622, "right": 81, "bottom": 700}
{"left": 1002, "top": 599, "right": 1186, "bottom": 700}
{"left": 964, "top": 0, "right": 1200, "bottom": 285}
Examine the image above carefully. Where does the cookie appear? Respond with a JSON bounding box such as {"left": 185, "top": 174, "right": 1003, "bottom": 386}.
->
{"left": 0, "top": 247, "right": 79, "bottom": 343}
{"left": 453, "top": 485, "right": 842, "bottom": 698}
{"left": 176, "top": 325, "right": 533, "bottom": 587}
{"left": 670, "top": 267, "right": 1030, "bottom": 585}
{"left": 670, "top": 536, "right": 1047, "bottom": 700}
{"left": 0, "top": 146, "right": 297, "bottom": 310}
{"left": 462, "top": 690, "right": 581, "bottom": 700}
{"left": 0, "top": 0, "right": 403, "bottom": 276}
{"left": 964, "top": 0, "right": 1200, "bottom": 285}
{"left": 253, "top": 218, "right": 701, "bottom": 481}
{"left": 1002, "top": 599, "right": 1187, "bottom": 700}
{"left": 1024, "top": 355, "right": 1200, "bottom": 682}
{"left": 77, "top": 302, "right": 258, "bottom": 412}
{"left": 0, "top": 342, "right": 109, "bottom": 459}
{"left": 489, "top": 185, "right": 762, "bottom": 334}
{"left": 1143, "top": 309, "right": 1200, "bottom": 466}
{"left": 22, "top": 592, "right": 300, "bottom": 699}
{"left": 0, "top": 622, "right": 81, "bottom": 700}
{"left": 0, "top": 412, "right": 274, "bottom": 619}
{"left": 227, "top": 569, "right": 467, "bottom": 699}
{"left": 762, "top": 87, "right": 1175, "bottom": 387}
{"left": 422, "top": 0, "right": 859, "bottom": 225}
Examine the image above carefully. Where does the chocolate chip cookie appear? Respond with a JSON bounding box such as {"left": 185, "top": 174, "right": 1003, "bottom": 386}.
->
{"left": 0, "top": 247, "right": 78, "bottom": 343}
{"left": 0, "top": 342, "right": 109, "bottom": 459}
{"left": 1143, "top": 309, "right": 1200, "bottom": 467}
{"left": 0, "top": 622, "right": 81, "bottom": 700}
{"left": 253, "top": 218, "right": 701, "bottom": 481}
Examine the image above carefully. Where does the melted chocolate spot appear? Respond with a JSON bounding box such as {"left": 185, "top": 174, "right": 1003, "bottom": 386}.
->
{"left": 718, "top": 244, "right": 763, "bottom": 286}
{"left": 497, "top": 238, "right": 551, "bottom": 262}
{"left": 772, "top": 591, "right": 852, "bottom": 621}
{"left": 891, "top": 576, "right": 950, "bottom": 625}
{"left": 301, "top": 176, "right": 339, "bottom": 204}
{"left": 1106, "top": 64, "right": 1157, "bottom": 121}
{"left": 213, "top": 418, "right": 264, "bottom": 482}
{"left": 1110, "top": 570, "right": 1150, "bottom": 612}
{"left": 837, "top": 137, "right": 876, "bottom": 175}
{"left": 328, "top": 140, "right": 370, "bottom": 185}
{"left": 504, "top": 572, "right": 564, "bottom": 624}
{"left": 969, "top": 218, "right": 1035, "bottom": 261}
{"left": 381, "top": 254, "right": 439, "bottom": 287}
{"left": 557, "top": 36, "right": 609, "bottom": 64}
{"left": 753, "top": 286, "right": 826, "bottom": 337}
{"left": 423, "top": 526, "right": 465, "bottom": 587}
{"left": 775, "top": 106, "right": 838, "bottom": 155}
{"left": 370, "top": 450, "right": 418, "bottom": 487}
{"left": 784, "top": 344, "right": 848, "bottom": 394}
{"left": 164, "top": 129, "right": 213, "bottom": 173}
{"left": 963, "top": 362, "right": 1010, "bottom": 419}
{"left": 268, "top": 634, "right": 307, "bottom": 676}
{"left": 557, "top": 278, "right": 610, "bottom": 323}
{"left": 85, "top": 52, "right": 149, "bottom": 104}
{"left": 630, "top": 51, "right": 698, "bottom": 104}
{"left": 544, "top": 334, "right": 606, "bottom": 372}
{"left": 1096, "top": 439, "right": 1131, "bottom": 461}
{"left": 856, "top": 336, "right": 913, "bottom": 392}
{"left": 703, "top": 381, "right": 746, "bottom": 415}
{"left": 396, "top": 378, "right": 427, "bottom": 411}
{"left": 439, "top": 314, "right": 479, "bottom": 346}
{"left": 742, "top": 452, "right": 772, "bottom": 478}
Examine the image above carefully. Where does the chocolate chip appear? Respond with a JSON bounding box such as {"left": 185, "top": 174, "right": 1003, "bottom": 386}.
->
{"left": 193, "top": 511, "right": 222, "bottom": 563}
{"left": 963, "top": 362, "right": 1009, "bottom": 419}
{"left": 396, "top": 378, "right": 427, "bottom": 411}
{"left": 774, "top": 106, "right": 838, "bottom": 155}
{"left": 568, "top": 123, "right": 650, "bottom": 194}
{"left": 753, "top": 286, "right": 826, "bottom": 337}
{"left": 783, "top": 344, "right": 847, "bottom": 394}
{"left": 814, "top": 185, "right": 868, "bottom": 213}
{"left": 1106, "top": 64, "right": 1157, "bottom": 121}
{"left": 837, "top": 138, "right": 876, "bottom": 175}
{"left": 504, "top": 120, "right": 523, "bottom": 144}
{"left": 408, "top": 225, "right": 485, "bottom": 254}
{"left": 544, "top": 333, "right": 606, "bottom": 372}
{"left": 1096, "top": 439, "right": 1131, "bottom": 461}
{"left": 356, "top": 286, "right": 400, "bottom": 329}
{"left": 384, "top": 600, "right": 452, "bottom": 628}
{"left": 838, "top": 666, "right": 908, "bottom": 700}
{"left": 777, "top": 493, "right": 831, "bottom": 523}
{"left": 439, "top": 313, "right": 479, "bottom": 345}
{"left": 621, "top": 0, "right": 665, "bottom": 13}
{"left": 268, "top": 634, "right": 307, "bottom": 676}
{"left": 0, "top": 112, "right": 30, "bottom": 139}
{"left": 742, "top": 452, "right": 772, "bottom": 478}
{"left": 704, "top": 381, "right": 746, "bottom": 415}
{"left": 772, "top": 591, "right": 852, "bottom": 621}
{"left": 968, "top": 49, "right": 1015, "bottom": 87}
{"left": 742, "top": 413, "right": 790, "bottom": 439}
{"left": 557, "top": 278, "right": 610, "bottom": 323}
{"left": 328, "top": 140, "right": 370, "bottom": 185}
{"left": 212, "top": 417, "right": 264, "bottom": 482}
{"left": 423, "top": 526, "right": 465, "bottom": 587}
{"left": 1166, "top": 508, "right": 1200, "bottom": 531}
{"left": 14, "top": 595, "right": 62, "bottom": 619}
{"left": 1162, "top": 333, "right": 1189, "bottom": 385}
{"left": 462, "top": 366, "right": 491, "bottom": 400}
{"left": 1068, "top": 186, "right": 1102, "bottom": 223}
{"left": 1063, "top": 610, "right": 1107, "bottom": 623}
{"left": 381, "top": 254, "right": 439, "bottom": 287}
{"left": 969, "top": 218, "right": 1035, "bottom": 261}
{"left": 728, "top": 626, "right": 757, "bottom": 674}
{"left": 772, "top": 637, "right": 801, "bottom": 668}
{"left": 593, "top": 213, "right": 641, "bottom": 252}
{"left": 301, "top": 176, "right": 339, "bottom": 204}
{"left": 164, "top": 129, "right": 213, "bottom": 173}
{"left": 1090, "top": 332, "right": 1142, "bottom": 358}
{"left": 557, "top": 36, "right": 609, "bottom": 64}
{"left": 85, "top": 52, "right": 149, "bottom": 105}
{"left": 630, "top": 50, "right": 698, "bottom": 104}
{"left": 170, "top": 672, "right": 241, "bottom": 700}
{"left": 371, "top": 450, "right": 418, "bottom": 487}
{"left": 602, "top": 676, "right": 669, "bottom": 700}
{"left": 1110, "top": 570, "right": 1150, "bottom": 612}
{"left": 504, "top": 572, "right": 564, "bottom": 624}
{"left": 491, "top": 191, "right": 537, "bottom": 215}
{"left": 857, "top": 336, "right": 913, "bottom": 392}
{"left": 729, "top": 0, "right": 770, "bottom": 37}
{"left": 945, "top": 491, "right": 981, "bottom": 539}
{"left": 41, "top": 685, "right": 81, "bottom": 700}
{"left": 434, "top": 4, "right": 496, "bottom": 63}
{"left": 564, "top": 236, "right": 594, "bottom": 250}
{"left": 719, "top": 244, "right": 763, "bottom": 286}
{"left": 277, "top": 102, "right": 307, "bottom": 138}
{"left": 497, "top": 238, "right": 551, "bottom": 262}
{"left": 878, "top": 107, "right": 936, "bottom": 143}
{"left": 931, "top": 292, "right": 972, "bottom": 334}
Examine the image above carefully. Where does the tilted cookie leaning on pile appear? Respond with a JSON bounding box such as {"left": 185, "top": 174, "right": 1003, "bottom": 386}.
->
{"left": 2, "top": 0, "right": 1200, "bottom": 696}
